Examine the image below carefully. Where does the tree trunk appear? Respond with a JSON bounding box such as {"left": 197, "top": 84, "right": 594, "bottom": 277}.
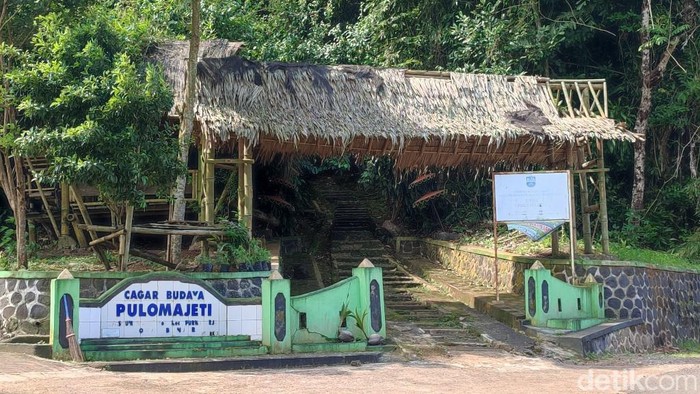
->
{"left": 691, "top": 132, "right": 698, "bottom": 179}
{"left": 169, "top": 0, "right": 201, "bottom": 264}
{"left": 631, "top": 0, "right": 651, "bottom": 212}
{"left": 15, "top": 157, "right": 27, "bottom": 269}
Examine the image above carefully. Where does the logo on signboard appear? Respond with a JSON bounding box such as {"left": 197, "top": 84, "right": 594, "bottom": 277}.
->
{"left": 526, "top": 176, "right": 536, "bottom": 187}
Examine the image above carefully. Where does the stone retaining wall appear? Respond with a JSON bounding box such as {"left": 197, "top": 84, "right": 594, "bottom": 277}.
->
{"left": 584, "top": 323, "right": 655, "bottom": 355}
{"left": 420, "top": 239, "right": 527, "bottom": 294}
{"left": 0, "top": 273, "right": 266, "bottom": 339}
{"left": 400, "top": 238, "right": 700, "bottom": 350}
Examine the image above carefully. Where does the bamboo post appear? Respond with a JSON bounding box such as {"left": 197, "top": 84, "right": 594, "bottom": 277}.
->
{"left": 237, "top": 138, "right": 254, "bottom": 236}
{"left": 547, "top": 142, "right": 560, "bottom": 256}
{"left": 60, "top": 183, "right": 69, "bottom": 237}
{"left": 205, "top": 148, "right": 215, "bottom": 224}
{"left": 88, "top": 229, "right": 125, "bottom": 246}
{"left": 25, "top": 158, "right": 60, "bottom": 238}
{"left": 566, "top": 146, "right": 578, "bottom": 282}
{"left": 597, "top": 140, "right": 610, "bottom": 254}
{"left": 69, "top": 186, "right": 110, "bottom": 269}
{"left": 120, "top": 205, "right": 134, "bottom": 271}
{"left": 198, "top": 140, "right": 206, "bottom": 222}
{"left": 577, "top": 147, "right": 593, "bottom": 254}
{"left": 568, "top": 170, "right": 577, "bottom": 283}
{"left": 70, "top": 220, "right": 88, "bottom": 248}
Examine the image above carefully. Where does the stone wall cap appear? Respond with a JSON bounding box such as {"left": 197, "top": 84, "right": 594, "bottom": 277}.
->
{"left": 56, "top": 269, "right": 74, "bottom": 280}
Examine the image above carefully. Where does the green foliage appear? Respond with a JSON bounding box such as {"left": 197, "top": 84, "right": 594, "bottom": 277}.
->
{"left": 450, "top": 0, "right": 573, "bottom": 74}
{"left": 677, "top": 231, "right": 700, "bottom": 261}
{"left": 10, "top": 5, "right": 184, "bottom": 209}
{"left": 609, "top": 243, "right": 697, "bottom": 270}
{"left": 213, "top": 219, "right": 270, "bottom": 268}
{"left": 0, "top": 216, "right": 17, "bottom": 260}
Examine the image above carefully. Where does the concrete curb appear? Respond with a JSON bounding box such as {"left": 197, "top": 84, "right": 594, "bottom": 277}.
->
{"left": 95, "top": 351, "right": 384, "bottom": 373}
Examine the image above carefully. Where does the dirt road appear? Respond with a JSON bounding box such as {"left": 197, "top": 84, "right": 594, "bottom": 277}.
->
{"left": 1, "top": 350, "right": 699, "bottom": 394}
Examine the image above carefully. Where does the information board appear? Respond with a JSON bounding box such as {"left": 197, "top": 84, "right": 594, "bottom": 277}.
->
{"left": 494, "top": 171, "right": 571, "bottom": 222}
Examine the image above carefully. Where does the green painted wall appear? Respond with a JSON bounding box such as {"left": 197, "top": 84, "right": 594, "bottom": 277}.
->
{"left": 525, "top": 267, "right": 604, "bottom": 330}
{"left": 291, "top": 277, "right": 361, "bottom": 343}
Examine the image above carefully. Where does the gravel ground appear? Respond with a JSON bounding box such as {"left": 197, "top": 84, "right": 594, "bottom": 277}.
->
{"left": 1, "top": 350, "right": 699, "bottom": 394}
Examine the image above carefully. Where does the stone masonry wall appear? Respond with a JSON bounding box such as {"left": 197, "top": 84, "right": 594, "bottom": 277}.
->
{"left": 410, "top": 239, "right": 700, "bottom": 349}
{"left": 584, "top": 323, "right": 655, "bottom": 355}
{"left": 421, "top": 241, "right": 525, "bottom": 294}
{"left": 546, "top": 264, "right": 700, "bottom": 348}
{"left": 0, "top": 279, "right": 51, "bottom": 338}
{"left": 1, "top": 275, "right": 265, "bottom": 339}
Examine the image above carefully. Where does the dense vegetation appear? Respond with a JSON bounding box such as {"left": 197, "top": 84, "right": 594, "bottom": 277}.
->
{"left": 1, "top": 0, "right": 698, "bottom": 265}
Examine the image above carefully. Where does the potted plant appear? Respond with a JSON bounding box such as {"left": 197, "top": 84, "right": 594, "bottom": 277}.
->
{"left": 234, "top": 245, "right": 255, "bottom": 272}
{"left": 249, "top": 239, "right": 272, "bottom": 271}
{"left": 195, "top": 254, "right": 214, "bottom": 272}
{"left": 214, "top": 244, "right": 232, "bottom": 272}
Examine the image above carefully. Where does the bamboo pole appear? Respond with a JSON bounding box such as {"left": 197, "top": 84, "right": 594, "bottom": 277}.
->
{"left": 70, "top": 220, "right": 88, "bottom": 248}
{"left": 70, "top": 186, "right": 110, "bottom": 269}
{"left": 577, "top": 147, "right": 593, "bottom": 254}
{"left": 568, "top": 169, "right": 577, "bottom": 283}
{"left": 237, "top": 137, "right": 254, "bottom": 236}
{"left": 60, "top": 183, "right": 69, "bottom": 237}
{"left": 76, "top": 223, "right": 228, "bottom": 236}
{"left": 566, "top": 145, "right": 578, "bottom": 282}
{"left": 25, "top": 158, "right": 59, "bottom": 238}
{"left": 88, "top": 229, "right": 125, "bottom": 246}
{"left": 120, "top": 205, "right": 134, "bottom": 271}
{"left": 214, "top": 170, "right": 236, "bottom": 216}
{"left": 597, "top": 140, "right": 610, "bottom": 254}
{"left": 547, "top": 142, "right": 559, "bottom": 256}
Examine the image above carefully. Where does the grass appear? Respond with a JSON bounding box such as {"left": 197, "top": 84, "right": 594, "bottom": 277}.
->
{"left": 608, "top": 243, "right": 699, "bottom": 272}
{"left": 676, "top": 340, "right": 700, "bottom": 354}
{"left": 456, "top": 226, "right": 700, "bottom": 272}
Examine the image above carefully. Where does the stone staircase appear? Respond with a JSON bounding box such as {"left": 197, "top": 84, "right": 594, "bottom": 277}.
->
{"left": 323, "top": 185, "right": 487, "bottom": 356}
{"left": 80, "top": 335, "right": 268, "bottom": 361}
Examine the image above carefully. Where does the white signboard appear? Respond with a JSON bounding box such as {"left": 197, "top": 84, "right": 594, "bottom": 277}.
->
{"left": 494, "top": 171, "right": 571, "bottom": 222}
{"left": 79, "top": 280, "right": 262, "bottom": 340}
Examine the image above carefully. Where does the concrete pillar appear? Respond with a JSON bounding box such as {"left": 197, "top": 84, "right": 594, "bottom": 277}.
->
{"left": 262, "top": 271, "right": 292, "bottom": 353}
{"left": 50, "top": 270, "right": 81, "bottom": 360}
{"left": 352, "top": 259, "right": 386, "bottom": 339}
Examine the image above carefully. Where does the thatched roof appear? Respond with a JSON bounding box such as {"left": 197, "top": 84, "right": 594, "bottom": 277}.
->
{"left": 150, "top": 41, "right": 634, "bottom": 170}
{"left": 148, "top": 40, "right": 244, "bottom": 115}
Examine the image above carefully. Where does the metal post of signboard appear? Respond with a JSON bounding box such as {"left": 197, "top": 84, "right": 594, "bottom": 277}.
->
{"left": 491, "top": 175, "right": 500, "bottom": 301}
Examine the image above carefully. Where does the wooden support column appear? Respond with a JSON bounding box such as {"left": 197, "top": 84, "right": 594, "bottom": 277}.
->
{"left": 547, "top": 142, "right": 559, "bottom": 256}
{"left": 60, "top": 183, "right": 69, "bottom": 237}
{"left": 70, "top": 186, "right": 110, "bottom": 270}
{"left": 577, "top": 146, "right": 593, "bottom": 254}
{"left": 237, "top": 138, "right": 253, "bottom": 236}
{"left": 596, "top": 140, "right": 610, "bottom": 255}
{"left": 25, "top": 158, "right": 60, "bottom": 238}
{"left": 120, "top": 205, "right": 134, "bottom": 271}
{"left": 566, "top": 143, "right": 578, "bottom": 266}
{"left": 200, "top": 133, "right": 215, "bottom": 224}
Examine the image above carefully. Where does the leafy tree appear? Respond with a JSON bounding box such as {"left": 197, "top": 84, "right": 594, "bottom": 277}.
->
{"left": 0, "top": 0, "right": 87, "bottom": 268}
{"left": 170, "top": 0, "right": 200, "bottom": 264}
{"left": 11, "top": 5, "right": 184, "bottom": 226}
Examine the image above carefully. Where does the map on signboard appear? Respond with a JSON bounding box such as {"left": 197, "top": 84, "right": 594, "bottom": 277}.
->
{"left": 494, "top": 171, "right": 571, "bottom": 222}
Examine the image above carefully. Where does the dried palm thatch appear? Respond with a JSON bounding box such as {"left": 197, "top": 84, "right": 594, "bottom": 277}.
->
{"left": 147, "top": 40, "right": 244, "bottom": 115}
{"left": 150, "top": 41, "right": 635, "bottom": 170}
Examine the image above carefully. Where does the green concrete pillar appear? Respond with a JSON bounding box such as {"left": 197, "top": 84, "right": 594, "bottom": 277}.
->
{"left": 352, "top": 259, "right": 386, "bottom": 339}
{"left": 262, "top": 271, "right": 292, "bottom": 353}
{"left": 50, "top": 270, "right": 81, "bottom": 360}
